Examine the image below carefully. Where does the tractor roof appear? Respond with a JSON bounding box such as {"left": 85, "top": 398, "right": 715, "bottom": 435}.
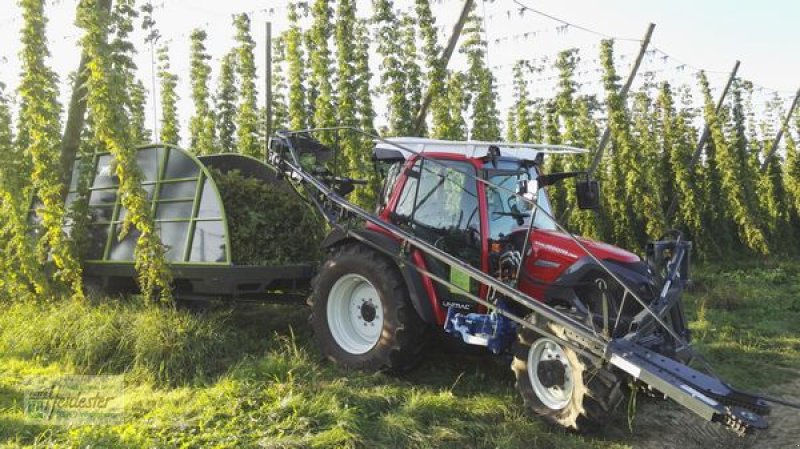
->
{"left": 372, "top": 137, "right": 590, "bottom": 162}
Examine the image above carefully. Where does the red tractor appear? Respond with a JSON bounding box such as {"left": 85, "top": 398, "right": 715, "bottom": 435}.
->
{"left": 267, "top": 130, "right": 771, "bottom": 434}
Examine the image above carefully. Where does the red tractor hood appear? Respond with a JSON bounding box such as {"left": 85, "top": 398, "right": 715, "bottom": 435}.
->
{"left": 529, "top": 229, "right": 640, "bottom": 264}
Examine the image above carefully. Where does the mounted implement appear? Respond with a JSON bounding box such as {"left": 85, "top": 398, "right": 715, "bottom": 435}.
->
{"left": 72, "top": 128, "right": 785, "bottom": 435}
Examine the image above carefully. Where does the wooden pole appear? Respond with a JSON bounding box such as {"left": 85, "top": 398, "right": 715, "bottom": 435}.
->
{"left": 60, "top": 0, "right": 113, "bottom": 197}
{"left": 665, "top": 60, "right": 740, "bottom": 222}
{"left": 413, "top": 0, "right": 475, "bottom": 135}
{"left": 760, "top": 88, "right": 800, "bottom": 171}
{"left": 587, "top": 23, "right": 656, "bottom": 176}
{"left": 265, "top": 21, "right": 272, "bottom": 159}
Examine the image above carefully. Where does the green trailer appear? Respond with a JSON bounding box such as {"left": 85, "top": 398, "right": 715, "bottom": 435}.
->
{"left": 68, "top": 144, "right": 315, "bottom": 300}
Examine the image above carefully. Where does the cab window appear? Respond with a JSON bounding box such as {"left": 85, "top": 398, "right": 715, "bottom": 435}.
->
{"left": 379, "top": 161, "right": 403, "bottom": 211}
{"left": 394, "top": 158, "right": 480, "bottom": 240}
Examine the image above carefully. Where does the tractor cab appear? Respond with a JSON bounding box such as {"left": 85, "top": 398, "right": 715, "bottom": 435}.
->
{"left": 371, "top": 138, "right": 608, "bottom": 313}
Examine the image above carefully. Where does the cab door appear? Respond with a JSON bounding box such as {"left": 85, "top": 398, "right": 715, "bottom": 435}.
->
{"left": 389, "top": 156, "right": 484, "bottom": 320}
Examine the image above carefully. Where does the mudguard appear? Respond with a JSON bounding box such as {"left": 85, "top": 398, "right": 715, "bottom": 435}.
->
{"left": 545, "top": 256, "right": 656, "bottom": 301}
{"left": 554, "top": 257, "right": 652, "bottom": 288}
{"left": 320, "top": 228, "right": 437, "bottom": 324}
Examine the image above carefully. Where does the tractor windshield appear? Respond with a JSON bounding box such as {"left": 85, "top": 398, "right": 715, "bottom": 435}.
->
{"left": 485, "top": 162, "right": 557, "bottom": 240}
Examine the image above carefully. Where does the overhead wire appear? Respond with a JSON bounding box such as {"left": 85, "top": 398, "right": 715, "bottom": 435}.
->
{"left": 510, "top": 0, "right": 642, "bottom": 42}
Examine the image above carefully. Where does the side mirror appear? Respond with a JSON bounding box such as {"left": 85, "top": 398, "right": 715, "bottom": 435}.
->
{"left": 576, "top": 179, "right": 600, "bottom": 210}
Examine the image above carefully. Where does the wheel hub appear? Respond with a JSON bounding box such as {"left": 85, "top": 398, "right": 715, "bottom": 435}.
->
{"left": 360, "top": 301, "right": 377, "bottom": 322}
{"left": 527, "top": 338, "right": 574, "bottom": 410}
{"left": 536, "top": 359, "right": 566, "bottom": 388}
{"left": 327, "top": 274, "right": 383, "bottom": 355}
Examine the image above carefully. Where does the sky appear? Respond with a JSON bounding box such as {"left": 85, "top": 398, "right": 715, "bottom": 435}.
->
{"left": 0, "top": 0, "right": 798, "bottom": 144}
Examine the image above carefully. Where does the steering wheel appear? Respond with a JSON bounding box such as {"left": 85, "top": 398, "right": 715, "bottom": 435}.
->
{"left": 507, "top": 194, "right": 518, "bottom": 211}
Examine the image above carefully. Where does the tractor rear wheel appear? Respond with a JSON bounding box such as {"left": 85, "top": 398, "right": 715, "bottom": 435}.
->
{"left": 511, "top": 320, "right": 624, "bottom": 431}
{"left": 309, "top": 244, "right": 426, "bottom": 372}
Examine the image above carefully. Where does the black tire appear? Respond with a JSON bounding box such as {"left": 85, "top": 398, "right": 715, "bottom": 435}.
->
{"left": 309, "top": 244, "right": 426, "bottom": 372}
{"left": 511, "top": 319, "right": 624, "bottom": 431}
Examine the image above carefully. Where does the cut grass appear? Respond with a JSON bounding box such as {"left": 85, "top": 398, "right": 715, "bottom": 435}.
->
{"left": 0, "top": 260, "right": 798, "bottom": 448}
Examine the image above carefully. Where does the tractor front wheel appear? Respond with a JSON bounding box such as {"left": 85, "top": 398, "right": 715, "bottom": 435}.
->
{"left": 511, "top": 320, "right": 624, "bottom": 431}
{"left": 309, "top": 244, "right": 425, "bottom": 372}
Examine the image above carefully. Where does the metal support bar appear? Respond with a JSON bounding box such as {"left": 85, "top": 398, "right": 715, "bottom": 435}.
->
{"left": 265, "top": 21, "right": 273, "bottom": 160}
{"left": 760, "top": 88, "right": 800, "bottom": 170}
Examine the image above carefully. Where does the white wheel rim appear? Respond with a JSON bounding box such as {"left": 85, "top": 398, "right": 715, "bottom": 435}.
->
{"left": 327, "top": 273, "right": 383, "bottom": 355}
{"left": 527, "top": 338, "right": 574, "bottom": 410}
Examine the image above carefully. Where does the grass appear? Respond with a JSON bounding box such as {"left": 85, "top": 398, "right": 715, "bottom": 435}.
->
{"left": 0, "top": 260, "right": 798, "bottom": 448}
{"left": 684, "top": 260, "right": 800, "bottom": 388}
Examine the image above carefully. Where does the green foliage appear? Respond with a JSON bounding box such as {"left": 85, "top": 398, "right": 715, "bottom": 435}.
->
{"left": 510, "top": 61, "right": 534, "bottom": 142}
{"left": 17, "top": 0, "right": 83, "bottom": 299}
{"left": 545, "top": 50, "right": 579, "bottom": 221}
{"left": 354, "top": 19, "right": 376, "bottom": 136}
{"left": 599, "top": 40, "right": 640, "bottom": 249}
{"left": 211, "top": 169, "right": 323, "bottom": 265}
{"left": 334, "top": 0, "right": 358, "bottom": 173}
{"left": 662, "top": 84, "right": 704, "bottom": 247}
{"left": 416, "top": 0, "right": 448, "bottom": 138}
{"left": 309, "top": 0, "right": 337, "bottom": 144}
{"left": 128, "top": 79, "right": 151, "bottom": 144}
{"left": 784, "top": 128, "right": 800, "bottom": 221}
{"left": 462, "top": 5, "right": 500, "bottom": 141}
{"left": 374, "top": 0, "right": 413, "bottom": 136}
{"left": 189, "top": 28, "right": 216, "bottom": 155}
{"left": 353, "top": 19, "right": 381, "bottom": 207}
{"left": 400, "top": 13, "right": 424, "bottom": 137}
{"left": 215, "top": 51, "right": 238, "bottom": 152}
{"left": 77, "top": 0, "right": 172, "bottom": 302}
{"left": 0, "top": 83, "right": 40, "bottom": 299}
{"left": 335, "top": 0, "right": 374, "bottom": 208}
{"left": 699, "top": 72, "right": 769, "bottom": 254}
{"left": 755, "top": 94, "right": 794, "bottom": 251}
{"left": 270, "top": 36, "right": 290, "bottom": 132}
{"left": 437, "top": 72, "right": 468, "bottom": 141}
{"left": 505, "top": 106, "right": 517, "bottom": 142}
{"left": 631, "top": 89, "right": 667, "bottom": 239}
{"left": 157, "top": 45, "right": 179, "bottom": 145}
{"left": 233, "top": 14, "right": 260, "bottom": 157}
{"left": 285, "top": 2, "right": 307, "bottom": 131}
{"left": 110, "top": 0, "right": 142, "bottom": 141}
{"left": 304, "top": 28, "right": 319, "bottom": 128}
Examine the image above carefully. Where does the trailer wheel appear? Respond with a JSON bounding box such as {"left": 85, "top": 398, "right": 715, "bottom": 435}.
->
{"left": 309, "top": 244, "right": 425, "bottom": 372}
{"left": 511, "top": 320, "right": 624, "bottom": 431}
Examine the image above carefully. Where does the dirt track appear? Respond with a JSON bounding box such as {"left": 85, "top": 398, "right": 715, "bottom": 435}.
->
{"left": 599, "top": 375, "right": 800, "bottom": 449}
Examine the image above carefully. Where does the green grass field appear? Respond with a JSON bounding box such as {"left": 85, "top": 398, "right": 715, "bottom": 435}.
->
{"left": 0, "top": 261, "right": 798, "bottom": 449}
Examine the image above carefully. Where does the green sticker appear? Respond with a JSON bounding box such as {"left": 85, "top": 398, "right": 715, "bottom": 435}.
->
{"left": 449, "top": 268, "right": 471, "bottom": 294}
